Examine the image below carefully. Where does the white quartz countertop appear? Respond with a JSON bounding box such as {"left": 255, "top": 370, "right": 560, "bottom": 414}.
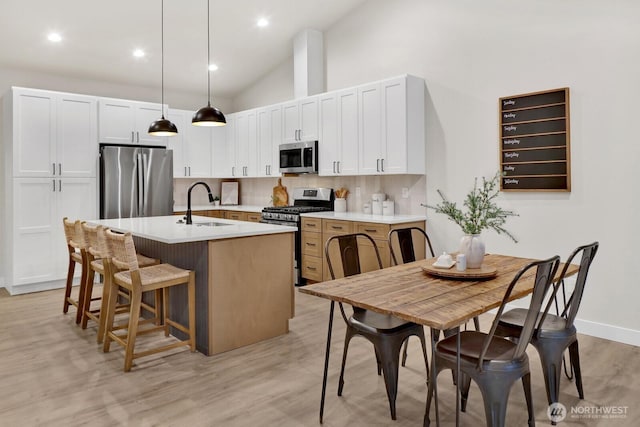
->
{"left": 173, "top": 204, "right": 264, "bottom": 213}
{"left": 300, "top": 211, "right": 426, "bottom": 224}
{"left": 89, "top": 215, "right": 296, "bottom": 244}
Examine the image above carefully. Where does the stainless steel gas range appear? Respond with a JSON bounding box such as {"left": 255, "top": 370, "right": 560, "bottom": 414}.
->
{"left": 261, "top": 188, "right": 334, "bottom": 285}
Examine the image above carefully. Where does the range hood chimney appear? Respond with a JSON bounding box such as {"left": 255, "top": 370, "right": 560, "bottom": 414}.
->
{"left": 294, "top": 29, "right": 324, "bottom": 98}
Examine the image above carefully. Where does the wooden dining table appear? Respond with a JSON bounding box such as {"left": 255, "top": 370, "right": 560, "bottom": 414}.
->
{"left": 299, "top": 253, "right": 578, "bottom": 425}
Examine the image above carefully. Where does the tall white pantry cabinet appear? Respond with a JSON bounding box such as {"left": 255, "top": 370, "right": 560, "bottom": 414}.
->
{"left": 1, "top": 87, "right": 98, "bottom": 295}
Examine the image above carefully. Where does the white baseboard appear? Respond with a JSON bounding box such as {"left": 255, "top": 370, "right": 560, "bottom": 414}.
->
{"left": 574, "top": 318, "right": 640, "bottom": 348}
{"left": 7, "top": 279, "right": 67, "bottom": 295}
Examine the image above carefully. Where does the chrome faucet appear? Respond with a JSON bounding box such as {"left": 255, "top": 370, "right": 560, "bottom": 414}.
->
{"left": 186, "top": 181, "right": 214, "bottom": 225}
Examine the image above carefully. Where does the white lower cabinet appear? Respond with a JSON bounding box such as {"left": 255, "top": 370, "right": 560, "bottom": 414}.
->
{"left": 8, "top": 177, "right": 96, "bottom": 293}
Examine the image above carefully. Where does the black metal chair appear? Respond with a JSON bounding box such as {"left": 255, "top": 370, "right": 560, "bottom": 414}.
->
{"left": 425, "top": 255, "right": 560, "bottom": 427}
{"left": 495, "top": 242, "right": 599, "bottom": 410}
{"left": 388, "top": 227, "right": 480, "bottom": 366}
{"left": 324, "top": 233, "right": 429, "bottom": 421}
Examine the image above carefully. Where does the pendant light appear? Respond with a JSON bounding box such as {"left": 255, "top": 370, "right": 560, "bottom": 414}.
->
{"left": 192, "top": 0, "right": 226, "bottom": 127}
{"left": 148, "top": 0, "right": 178, "bottom": 136}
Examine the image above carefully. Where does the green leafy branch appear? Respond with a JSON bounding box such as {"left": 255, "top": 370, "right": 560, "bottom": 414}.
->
{"left": 424, "top": 172, "right": 519, "bottom": 243}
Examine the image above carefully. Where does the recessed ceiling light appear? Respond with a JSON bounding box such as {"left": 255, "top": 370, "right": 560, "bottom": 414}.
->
{"left": 257, "top": 18, "right": 269, "bottom": 28}
{"left": 133, "top": 49, "right": 145, "bottom": 58}
{"left": 47, "top": 32, "right": 62, "bottom": 43}
{"left": 208, "top": 63, "right": 218, "bottom": 71}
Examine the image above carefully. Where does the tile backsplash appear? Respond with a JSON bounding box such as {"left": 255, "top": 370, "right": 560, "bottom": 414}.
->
{"left": 174, "top": 175, "right": 426, "bottom": 215}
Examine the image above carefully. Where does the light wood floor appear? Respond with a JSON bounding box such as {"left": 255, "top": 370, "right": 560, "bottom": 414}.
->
{"left": 0, "top": 285, "right": 638, "bottom": 426}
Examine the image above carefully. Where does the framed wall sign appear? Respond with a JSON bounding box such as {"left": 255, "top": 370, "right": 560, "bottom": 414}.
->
{"left": 499, "top": 88, "right": 571, "bottom": 192}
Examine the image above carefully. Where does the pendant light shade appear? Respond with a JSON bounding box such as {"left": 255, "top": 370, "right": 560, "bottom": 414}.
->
{"left": 192, "top": 0, "right": 226, "bottom": 127}
{"left": 149, "top": 0, "right": 178, "bottom": 136}
{"left": 148, "top": 117, "right": 179, "bottom": 135}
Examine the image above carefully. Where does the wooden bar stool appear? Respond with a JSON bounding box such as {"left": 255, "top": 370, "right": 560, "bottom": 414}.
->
{"left": 62, "top": 217, "right": 88, "bottom": 324}
{"left": 80, "top": 223, "right": 161, "bottom": 344}
{"left": 102, "top": 229, "right": 196, "bottom": 372}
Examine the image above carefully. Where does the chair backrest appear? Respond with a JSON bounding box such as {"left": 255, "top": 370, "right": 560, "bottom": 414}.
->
{"left": 62, "top": 217, "right": 86, "bottom": 251}
{"left": 388, "top": 227, "right": 435, "bottom": 265}
{"left": 105, "top": 229, "right": 139, "bottom": 272}
{"left": 479, "top": 255, "right": 560, "bottom": 367}
{"left": 81, "top": 223, "right": 111, "bottom": 259}
{"left": 325, "top": 233, "right": 383, "bottom": 280}
{"left": 541, "top": 242, "right": 599, "bottom": 330}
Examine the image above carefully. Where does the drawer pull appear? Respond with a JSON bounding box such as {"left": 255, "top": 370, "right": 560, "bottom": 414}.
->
{"left": 364, "top": 229, "right": 377, "bottom": 232}
{"left": 331, "top": 225, "right": 343, "bottom": 230}
{"left": 307, "top": 223, "right": 316, "bottom": 227}
{"left": 306, "top": 242, "right": 316, "bottom": 246}
{"left": 306, "top": 266, "right": 317, "bottom": 271}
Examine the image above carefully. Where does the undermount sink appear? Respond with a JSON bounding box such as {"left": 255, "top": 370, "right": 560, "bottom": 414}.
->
{"left": 194, "top": 221, "right": 232, "bottom": 227}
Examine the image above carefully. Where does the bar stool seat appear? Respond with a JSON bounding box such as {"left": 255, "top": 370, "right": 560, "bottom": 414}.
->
{"left": 103, "top": 229, "right": 196, "bottom": 372}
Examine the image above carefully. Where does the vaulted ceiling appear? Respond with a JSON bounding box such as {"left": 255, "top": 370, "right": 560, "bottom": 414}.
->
{"left": 0, "top": 0, "right": 366, "bottom": 99}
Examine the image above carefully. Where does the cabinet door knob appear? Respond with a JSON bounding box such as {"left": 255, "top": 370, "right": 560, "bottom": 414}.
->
{"left": 381, "top": 158, "right": 384, "bottom": 172}
{"left": 52, "top": 163, "right": 56, "bottom": 175}
{"left": 131, "top": 131, "right": 135, "bottom": 142}
{"left": 58, "top": 163, "right": 62, "bottom": 175}
{"left": 52, "top": 179, "right": 56, "bottom": 192}
{"left": 337, "top": 161, "right": 340, "bottom": 174}
{"left": 59, "top": 179, "right": 62, "bottom": 192}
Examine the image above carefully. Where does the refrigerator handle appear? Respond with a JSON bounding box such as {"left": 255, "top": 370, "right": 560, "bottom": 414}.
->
{"left": 136, "top": 152, "right": 145, "bottom": 216}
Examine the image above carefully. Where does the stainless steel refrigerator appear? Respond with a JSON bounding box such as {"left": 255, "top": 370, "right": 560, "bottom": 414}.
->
{"left": 100, "top": 145, "right": 174, "bottom": 219}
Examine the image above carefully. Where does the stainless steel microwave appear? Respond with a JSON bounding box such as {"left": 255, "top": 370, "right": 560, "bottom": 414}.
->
{"left": 279, "top": 141, "right": 318, "bottom": 174}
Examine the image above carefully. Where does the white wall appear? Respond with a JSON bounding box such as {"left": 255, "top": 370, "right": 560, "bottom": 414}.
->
{"left": 232, "top": 0, "right": 640, "bottom": 345}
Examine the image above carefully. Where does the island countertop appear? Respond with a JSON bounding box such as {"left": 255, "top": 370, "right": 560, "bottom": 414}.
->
{"left": 89, "top": 215, "right": 296, "bottom": 244}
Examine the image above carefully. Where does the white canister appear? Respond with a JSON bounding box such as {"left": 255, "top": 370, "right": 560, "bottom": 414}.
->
{"left": 335, "top": 198, "right": 347, "bottom": 213}
{"left": 371, "top": 193, "right": 386, "bottom": 202}
{"left": 363, "top": 202, "right": 372, "bottom": 214}
{"left": 456, "top": 253, "right": 467, "bottom": 271}
{"left": 372, "top": 201, "right": 383, "bottom": 215}
{"left": 382, "top": 200, "right": 395, "bottom": 216}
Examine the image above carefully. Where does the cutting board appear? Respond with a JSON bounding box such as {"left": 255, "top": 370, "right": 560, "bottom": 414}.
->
{"left": 272, "top": 178, "right": 289, "bottom": 206}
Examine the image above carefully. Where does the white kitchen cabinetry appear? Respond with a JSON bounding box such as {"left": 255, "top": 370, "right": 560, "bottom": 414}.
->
{"left": 233, "top": 109, "right": 258, "bottom": 177}
{"left": 167, "top": 109, "right": 212, "bottom": 177}
{"left": 283, "top": 96, "right": 319, "bottom": 143}
{"left": 10, "top": 88, "right": 97, "bottom": 178}
{"left": 2, "top": 87, "right": 98, "bottom": 295}
{"left": 318, "top": 89, "right": 359, "bottom": 176}
{"left": 211, "top": 115, "right": 233, "bottom": 178}
{"left": 98, "top": 98, "right": 167, "bottom": 146}
{"left": 7, "top": 177, "right": 96, "bottom": 294}
{"left": 257, "top": 104, "right": 282, "bottom": 177}
{"left": 358, "top": 75, "right": 425, "bottom": 175}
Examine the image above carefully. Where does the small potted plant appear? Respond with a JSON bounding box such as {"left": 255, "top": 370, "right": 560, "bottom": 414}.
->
{"left": 424, "top": 172, "right": 517, "bottom": 268}
{"left": 212, "top": 196, "right": 220, "bottom": 206}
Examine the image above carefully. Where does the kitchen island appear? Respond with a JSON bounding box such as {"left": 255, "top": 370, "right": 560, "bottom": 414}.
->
{"left": 90, "top": 215, "right": 296, "bottom": 356}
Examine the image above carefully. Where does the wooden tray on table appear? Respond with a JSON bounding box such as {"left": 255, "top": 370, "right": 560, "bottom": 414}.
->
{"left": 421, "top": 262, "right": 498, "bottom": 280}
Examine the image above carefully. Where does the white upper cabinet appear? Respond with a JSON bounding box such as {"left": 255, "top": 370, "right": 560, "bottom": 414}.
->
{"left": 318, "top": 89, "right": 358, "bottom": 176}
{"left": 234, "top": 109, "right": 258, "bottom": 177}
{"left": 98, "top": 98, "right": 167, "bottom": 146}
{"left": 357, "top": 75, "right": 425, "bottom": 175}
{"left": 9, "top": 87, "right": 97, "bottom": 178}
{"left": 57, "top": 93, "right": 98, "bottom": 177}
{"left": 211, "top": 115, "right": 232, "bottom": 178}
{"left": 167, "top": 109, "right": 212, "bottom": 178}
{"left": 282, "top": 96, "right": 319, "bottom": 143}
{"left": 257, "top": 104, "right": 282, "bottom": 177}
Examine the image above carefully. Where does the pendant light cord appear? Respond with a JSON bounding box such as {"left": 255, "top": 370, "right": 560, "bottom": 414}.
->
{"left": 161, "top": 0, "right": 165, "bottom": 118}
{"left": 207, "top": 0, "right": 211, "bottom": 107}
